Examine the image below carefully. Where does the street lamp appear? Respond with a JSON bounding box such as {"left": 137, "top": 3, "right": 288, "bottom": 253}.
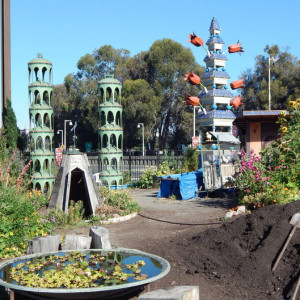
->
{"left": 193, "top": 105, "right": 205, "bottom": 142}
{"left": 57, "top": 130, "right": 63, "bottom": 147}
{"left": 64, "top": 120, "right": 73, "bottom": 152}
{"left": 268, "top": 56, "right": 279, "bottom": 110}
{"left": 137, "top": 123, "right": 145, "bottom": 156}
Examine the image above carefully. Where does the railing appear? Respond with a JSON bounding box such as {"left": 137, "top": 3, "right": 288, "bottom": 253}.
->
{"left": 86, "top": 151, "right": 184, "bottom": 182}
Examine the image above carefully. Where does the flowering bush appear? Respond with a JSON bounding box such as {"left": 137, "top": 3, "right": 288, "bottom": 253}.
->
{"left": 235, "top": 99, "right": 300, "bottom": 209}
{"left": 0, "top": 135, "right": 53, "bottom": 259}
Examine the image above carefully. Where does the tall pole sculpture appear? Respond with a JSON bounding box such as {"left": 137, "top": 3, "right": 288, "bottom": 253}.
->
{"left": 1, "top": 0, "right": 11, "bottom": 126}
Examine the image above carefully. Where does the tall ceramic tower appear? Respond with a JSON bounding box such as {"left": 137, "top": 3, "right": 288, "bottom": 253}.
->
{"left": 98, "top": 74, "right": 123, "bottom": 187}
{"left": 198, "top": 17, "right": 237, "bottom": 139}
{"left": 28, "top": 54, "right": 55, "bottom": 193}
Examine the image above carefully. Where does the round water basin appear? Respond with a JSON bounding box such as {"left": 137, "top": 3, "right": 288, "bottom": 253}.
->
{"left": 0, "top": 248, "right": 170, "bottom": 299}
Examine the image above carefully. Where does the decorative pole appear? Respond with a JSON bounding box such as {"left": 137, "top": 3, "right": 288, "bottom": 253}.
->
{"left": 1, "top": 0, "right": 11, "bottom": 126}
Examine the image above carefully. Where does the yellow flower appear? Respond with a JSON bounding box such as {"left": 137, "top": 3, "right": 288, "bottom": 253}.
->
{"left": 296, "top": 98, "right": 300, "bottom": 104}
{"left": 22, "top": 245, "right": 26, "bottom": 249}
{"left": 284, "top": 188, "right": 289, "bottom": 191}
{"left": 9, "top": 232, "right": 13, "bottom": 236}
{"left": 289, "top": 101, "right": 296, "bottom": 107}
{"left": 281, "top": 126, "right": 288, "bottom": 133}
{"left": 5, "top": 247, "right": 10, "bottom": 251}
{"left": 36, "top": 219, "right": 41, "bottom": 223}
{"left": 280, "top": 111, "right": 286, "bottom": 116}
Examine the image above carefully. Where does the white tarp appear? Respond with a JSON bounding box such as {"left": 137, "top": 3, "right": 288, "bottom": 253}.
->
{"left": 209, "top": 132, "right": 240, "bottom": 144}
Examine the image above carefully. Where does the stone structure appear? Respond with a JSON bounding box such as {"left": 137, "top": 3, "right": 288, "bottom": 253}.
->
{"left": 48, "top": 151, "right": 101, "bottom": 215}
{"left": 197, "top": 17, "right": 237, "bottom": 140}
{"left": 28, "top": 54, "right": 55, "bottom": 193}
{"left": 98, "top": 74, "right": 123, "bottom": 187}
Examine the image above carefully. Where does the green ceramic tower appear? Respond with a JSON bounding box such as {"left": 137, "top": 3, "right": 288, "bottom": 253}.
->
{"left": 28, "top": 53, "right": 55, "bottom": 193}
{"left": 98, "top": 74, "right": 123, "bottom": 187}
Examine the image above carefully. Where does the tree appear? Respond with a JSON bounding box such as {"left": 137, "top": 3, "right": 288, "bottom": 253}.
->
{"left": 241, "top": 45, "right": 300, "bottom": 110}
{"left": 53, "top": 42, "right": 202, "bottom": 151}
{"left": 122, "top": 79, "right": 161, "bottom": 149}
{"left": 53, "top": 46, "right": 131, "bottom": 151}
{"left": 3, "top": 98, "right": 19, "bottom": 149}
{"left": 146, "top": 39, "right": 204, "bottom": 149}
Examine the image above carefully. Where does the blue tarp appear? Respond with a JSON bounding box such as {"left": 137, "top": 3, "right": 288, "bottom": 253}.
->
{"left": 157, "top": 169, "right": 204, "bottom": 200}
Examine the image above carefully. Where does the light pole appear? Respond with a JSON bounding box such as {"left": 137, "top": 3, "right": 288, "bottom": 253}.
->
{"left": 57, "top": 130, "right": 63, "bottom": 147}
{"left": 137, "top": 123, "right": 145, "bottom": 156}
{"left": 268, "top": 56, "right": 279, "bottom": 110}
{"left": 193, "top": 105, "right": 204, "bottom": 141}
{"left": 64, "top": 120, "right": 73, "bottom": 152}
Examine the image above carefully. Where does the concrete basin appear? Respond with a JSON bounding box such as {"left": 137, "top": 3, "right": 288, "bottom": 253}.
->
{"left": 0, "top": 248, "right": 170, "bottom": 299}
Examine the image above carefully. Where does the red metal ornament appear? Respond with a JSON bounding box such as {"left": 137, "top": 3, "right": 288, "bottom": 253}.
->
{"left": 188, "top": 33, "right": 204, "bottom": 47}
{"left": 230, "top": 79, "right": 245, "bottom": 90}
{"left": 183, "top": 95, "right": 200, "bottom": 106}
{"left": 184, "top": 72, "right": 201, "bottom": 85}
{"left": 228, "top": 42, "right": 244, "bottom": 53}
{"left": 230, "top": 96, "right": 243, "bottom": 109}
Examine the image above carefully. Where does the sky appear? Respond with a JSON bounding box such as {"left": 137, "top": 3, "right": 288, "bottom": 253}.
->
{"left": 2, "top": 0, "right": 300, "bottom": 129}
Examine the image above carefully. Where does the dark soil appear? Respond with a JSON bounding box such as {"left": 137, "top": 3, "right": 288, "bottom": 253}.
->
{"left": 160, "top": 201, "right": 300, "bottom": 300}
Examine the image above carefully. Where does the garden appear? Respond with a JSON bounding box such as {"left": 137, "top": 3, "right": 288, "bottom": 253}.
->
{"left": 234, "top": 99, "right": 300, "bottom": 209}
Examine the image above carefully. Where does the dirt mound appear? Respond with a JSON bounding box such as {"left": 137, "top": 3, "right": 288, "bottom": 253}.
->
{"left": 174, "top": 200, "right": 300, "bottom": 300}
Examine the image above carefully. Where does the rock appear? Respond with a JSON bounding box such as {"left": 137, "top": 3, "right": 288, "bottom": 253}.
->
{"left": 138, "top": 286, "right": 199, "bottom": 300}
{"left": 64, "top": 234, "right": 92, "bottom": 250}
{"left": 89, "top": 226, "right": 111, "bottom": 249}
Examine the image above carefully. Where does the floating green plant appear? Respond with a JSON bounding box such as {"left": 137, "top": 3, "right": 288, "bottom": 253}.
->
{"left": 8, "top": 251, "right": 147, "bottom": 289}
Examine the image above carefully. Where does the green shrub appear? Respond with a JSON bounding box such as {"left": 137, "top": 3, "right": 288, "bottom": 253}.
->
{"left": 99, "top": 187, "right": 140, "bottom": 214}
{"left": 0, "top": 186, "right": 54, "bottom": 259}
{"left": 181, "top": 147, "right": 199, "bottom": 173}
{"left": 137, "top": 167, "right": 157, "bottom": 189}
{"left": 67, "top": 200, "right": 85, "bottom": 225}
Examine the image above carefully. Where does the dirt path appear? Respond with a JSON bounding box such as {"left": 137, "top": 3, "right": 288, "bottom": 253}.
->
{"left": 59, "top": 188, "right": 238, "bottom": 299}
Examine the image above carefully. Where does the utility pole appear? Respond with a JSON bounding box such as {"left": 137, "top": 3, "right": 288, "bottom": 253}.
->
{"left": 1, "top": 0, "right": 11, "bottom": 127}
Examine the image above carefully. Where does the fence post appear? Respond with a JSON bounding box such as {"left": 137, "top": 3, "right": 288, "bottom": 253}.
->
{"left": 129, "top": 150, "right": 132, "bottom": 181}
{"left": 156, "top": 149, "right": 160, "bottom": 168}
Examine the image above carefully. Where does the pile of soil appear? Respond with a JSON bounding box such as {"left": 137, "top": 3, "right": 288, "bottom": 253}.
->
{"left": 171, "top": 200, "right": 300, "bottom": 300}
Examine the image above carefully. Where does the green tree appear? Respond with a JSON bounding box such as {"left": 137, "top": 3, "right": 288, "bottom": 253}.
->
{"left": 53, "top": 46, "right": 130, "bottom": 151}
{"left": 4, "top": 98, "right": 19, "bottom": 149}
{"left": 53, "top": 42, "right": 203, "bottom": 151}
{"left": 122, "top": 79, "right": 161, "bottom": 149}
{"left": 146, "top": 38, "right": 204, "bottom": 149}
{"left": 241, "top": 45, "right": 300, "bottom": 110}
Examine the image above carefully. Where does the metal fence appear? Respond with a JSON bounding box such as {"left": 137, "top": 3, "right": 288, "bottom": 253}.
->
{"left": 87, "top": 150, "right": 184, "bottom": 182}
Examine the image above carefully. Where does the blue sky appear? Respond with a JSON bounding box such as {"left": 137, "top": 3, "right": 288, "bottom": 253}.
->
{"left": 5, "top": 0, "right": 300, "bottom": 129}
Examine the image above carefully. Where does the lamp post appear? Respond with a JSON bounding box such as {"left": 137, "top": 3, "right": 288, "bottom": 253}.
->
{"left": 193, "top": 105, "right": 203, "bottom": 142}
{"left": 57, "top": 130, "right": 63, "bottom": 147}
{"left": 64, "top": 120, "right": 73, "bottom": 152}
{"left": 137, "top": 123, "right": 145, "bottom": 156}
{"left": 268, "top": 56, "right": 279, "bottom": 110}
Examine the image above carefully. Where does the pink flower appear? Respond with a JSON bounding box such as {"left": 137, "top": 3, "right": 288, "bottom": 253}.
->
{"left": 241, "top": 161, "right": 246, "bottom": 166}
{"left": 246, "top": 162, "right": 253, "bottom": 169}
